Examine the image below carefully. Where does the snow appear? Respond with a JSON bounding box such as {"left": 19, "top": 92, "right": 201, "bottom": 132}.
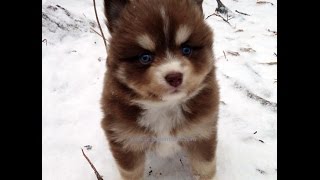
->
{"left": 42, "top": 0, "right": 277, "bottom": 179}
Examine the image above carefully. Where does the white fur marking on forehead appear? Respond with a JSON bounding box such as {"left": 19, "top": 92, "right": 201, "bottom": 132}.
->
{"left": 137, "top": 34, "right": 155, "bottom": 51}
{"left": 155, "top": 52, "right": 188, "bottom": 81}
{"left": 159, "top": 61, "right": 183, "bottom": 74}
{"left": 175, "top": 25, "right": 192, "bottom": 45}
{"left": 160, "top": 7, "right": 169, "bottom": 43}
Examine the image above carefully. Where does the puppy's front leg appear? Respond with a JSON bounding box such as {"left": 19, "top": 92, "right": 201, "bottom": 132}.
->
{"left": 185, "top": 135, "right": 217, "bottom": 180}
{"left": 109, "top": 141, "right": 145, "bottom": 180}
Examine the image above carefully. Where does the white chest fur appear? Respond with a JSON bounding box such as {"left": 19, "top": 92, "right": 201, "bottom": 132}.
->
{"left": 136, "top": 101, "right": 185, "bottom": 157}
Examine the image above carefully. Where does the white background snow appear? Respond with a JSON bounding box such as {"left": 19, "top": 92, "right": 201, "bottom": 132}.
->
{"left": 42, "top": 0, "right": 277, "bottom": 179}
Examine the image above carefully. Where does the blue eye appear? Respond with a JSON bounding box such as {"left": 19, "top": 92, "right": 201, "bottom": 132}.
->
{"left": 139, "top": 53, "right": 153, "bottom": 65}
{"left": 181, "top": 45, "right": 192, "bottom": 56}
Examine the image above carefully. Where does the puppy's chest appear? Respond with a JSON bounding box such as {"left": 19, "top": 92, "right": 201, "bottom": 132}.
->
{"left": 138, "top": 104, "right": 185, "bottom": 133}
{"left": 137, "top": 104, "right": 185, "bottom": 157}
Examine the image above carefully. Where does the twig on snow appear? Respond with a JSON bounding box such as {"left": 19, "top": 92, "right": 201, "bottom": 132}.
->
{"left": 206, "top": 13, "right": 216, "bottom": 20}
{"left": 235, "top": 10, "right": 250, "bottom": 16}
{"left": 257, "top": 1, "right": 274, "bottom": 6}
{"left": 226, "top": 14, "right": 235, "bottom": 21}
{"left": 223, "top": 51, "right": 228, "bottom": 61}
{"left": 93, "top": 0, "right": 108, "bottom": 52}
{"left": 81, "top": 148, "right": 104, "bottom": 180}
{"left": 259, "top": 62, "right": 277, "bottom": 65}
{"left": 226, "top": 50, "right": 240, "bottom": 56}
{"left": 90, "top": 28, "right": 107, "bottom": 41}
{"left": 206, "top": 13, "right": 232, "bottom": 26}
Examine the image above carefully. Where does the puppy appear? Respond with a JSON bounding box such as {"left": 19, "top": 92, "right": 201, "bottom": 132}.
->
{"left": 101, "top": 0, "right": 219, "bottom": 179}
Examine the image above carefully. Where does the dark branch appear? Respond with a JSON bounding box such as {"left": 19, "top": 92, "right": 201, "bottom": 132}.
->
{"left": 257, "top": 1, "right": 274, "bottom": 6}
{"left": 206, "top": 13, "right": 232, "bottom": 26}
{"left": 81, "top": 148, "right": 104, "bottom": 180}
{"left": 259, "top": 62, "right": 277, "bottom": 65}
{"left": 93, "top": 0, "right": 108, "bottom": 52}
{"left": 223, "top": 51, "right": 228, "bottom": 61}
{"left": 90, "top": 28, "right": 107, "bottom": 41}
{"left": 235, "top": 10, "right": 250, "bottom": 16}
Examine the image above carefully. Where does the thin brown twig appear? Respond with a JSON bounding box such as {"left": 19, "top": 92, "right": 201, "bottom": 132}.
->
{"left": 93, "top": 0, "right": 107, "bottom": 52}
{"left": 228, "top": 16, "right": 235, "bottom": 21}
{"left": 223, "top": 51, "right": 228, "bottom": 61}
{"left": 226, "top": 14, "right": 234, "bottom": 21}
{"left": 257, "top": 1, "right": 274, "bottom": 6}
{"left": 81, "top": 148, "right": 104, "bottom": 180}
{"left": 90, "top": 28, "right": 107, "bottom": 41}
{"left": 205, "top": 13, "right": 215, "bottom": 19}
{"left": 235, "top": 10, "right": 250, "bottom": 16}
{"left": 259, "top": 62, "right": 277, "bottom": 65}
{"left": 226, "top": 50, "right": 240, "bottom": 56}
{"left": 206, "top": 13, "right": 232, "bottom": 26}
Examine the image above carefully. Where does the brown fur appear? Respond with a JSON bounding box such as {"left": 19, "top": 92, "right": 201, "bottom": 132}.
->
{"left": 101, "top": 0, "right": 219, "bottom": 179}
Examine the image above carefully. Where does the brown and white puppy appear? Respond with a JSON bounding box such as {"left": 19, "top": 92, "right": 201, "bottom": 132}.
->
{"left": 101, "top": 0, "right": 219, "bottom": 179}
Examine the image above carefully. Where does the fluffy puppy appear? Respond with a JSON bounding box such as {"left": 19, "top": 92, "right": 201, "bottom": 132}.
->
{"left": 101, "top": 0, "right": 219, "bottom": 179}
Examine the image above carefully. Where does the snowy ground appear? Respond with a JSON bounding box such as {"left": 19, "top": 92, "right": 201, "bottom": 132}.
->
{"left": 42, "top": 0, "right": 277, "bottom": 179}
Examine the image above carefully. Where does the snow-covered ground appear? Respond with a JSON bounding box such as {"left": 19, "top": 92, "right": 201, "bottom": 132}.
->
{"left": 42, "top": 0, "right": 277, "bottom": 179}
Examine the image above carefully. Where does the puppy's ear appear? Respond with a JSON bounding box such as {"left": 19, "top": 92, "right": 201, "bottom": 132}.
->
{"left": 193, "top": 0, "right": 204, "bottom": 14}
{"left": 104, "top": 0, "right": 130, "bottom": 33}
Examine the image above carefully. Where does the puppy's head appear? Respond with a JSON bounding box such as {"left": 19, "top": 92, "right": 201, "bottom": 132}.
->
{"left": 105, "top": 0, "right": 214, "bottom": 103}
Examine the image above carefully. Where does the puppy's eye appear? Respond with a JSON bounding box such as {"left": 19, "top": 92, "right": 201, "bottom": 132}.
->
{"left": 139, "top": 53, "right": 153, "bottom": 65}
{"left": 181, "top": 45, "right": 192, "bottom": 56}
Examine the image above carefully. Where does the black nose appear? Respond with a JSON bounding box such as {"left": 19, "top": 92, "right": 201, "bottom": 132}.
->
{"left": 165, "top": 72, "right": 183, "bottom": 87}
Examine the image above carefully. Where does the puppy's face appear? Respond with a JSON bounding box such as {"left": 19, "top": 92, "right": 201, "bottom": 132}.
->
{"left": 106, "top": 0, "right": 214, "bottom": 102}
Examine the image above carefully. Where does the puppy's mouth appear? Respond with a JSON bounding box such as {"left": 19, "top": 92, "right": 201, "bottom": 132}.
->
{"left": 157, "top": 86, "right": 187, "bottom": 101}
{"left": 169, "top": 88, "right": 181, "bottom": 94}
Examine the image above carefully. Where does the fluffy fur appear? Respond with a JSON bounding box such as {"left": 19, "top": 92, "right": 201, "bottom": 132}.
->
{"left": 101, "top": 0, "right": 219, "bottom": 179}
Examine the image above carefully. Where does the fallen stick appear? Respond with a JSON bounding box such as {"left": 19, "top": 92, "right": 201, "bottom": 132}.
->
{"left": 93, "top": 0, "right": 108, "bottom": 52}
{"left": 81, "top": 148, "right": 104, "bottom": 180}
{"left": 90, "top": 28, "right": 107, "bottom": 41}
{"left": 235, "top": 10, "right": 250, "bottom": 16}
{"left": 206, "top": 13, "right": 232, "bottom": 26}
